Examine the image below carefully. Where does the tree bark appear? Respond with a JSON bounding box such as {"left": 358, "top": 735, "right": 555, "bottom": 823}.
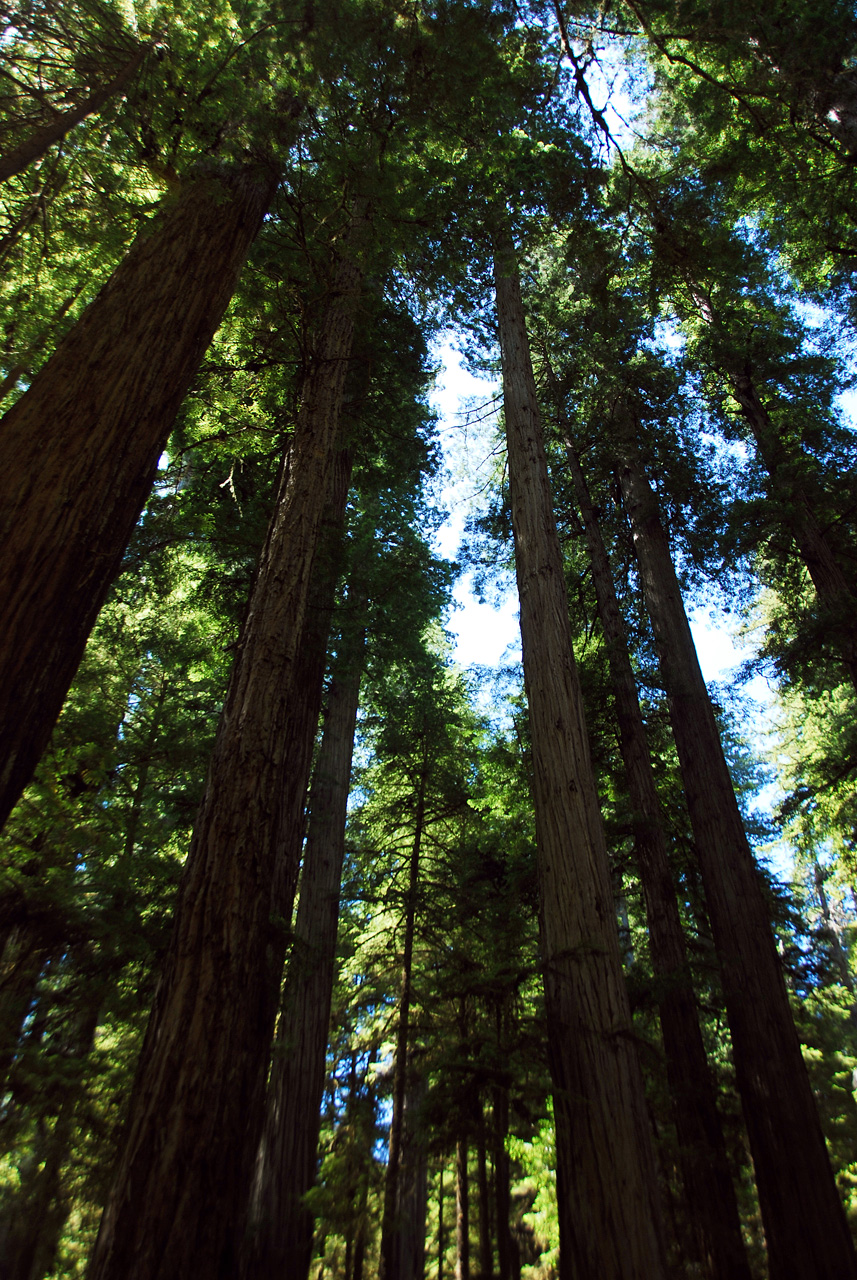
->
{"left": 614, "top": 405, "right": 857, "bottom": 1280}
{"left": 564, "top": 438, "right": 751, "bottom": 1280}
{"left": 380, "top": 759, "right": 428, "bottom": 1280}
{"left": 0, "top": 45, "right": 147, "bottom": 184}
{"left": 244, "top": 611, "right": 365, "bottom": 1280}
{"left": 267, "top": 443, "right": 355, "bottom": 946}
{"left": 492, "top": 227, "right": 666, "bottom": 1280}
{"left": 0, "top": 161, "right": 279, "bottom": 834}
{"left": 87, "top": 227, "right": 365, "bottom": 1280}
{"left": 398, "top": 1070, "right": 429, "bottom": 1280}
{"left": 476, "top": 1111, "right": 492, "bottom": 1280}
{"left": 492, "top": 1077, "right": 512, "bottom": 1280}
{"left": 438, "top": 1166, "right": 446, "bottom": 1280}
{"left": 455, "top": 1134, "right": 469, "bottom": 1280}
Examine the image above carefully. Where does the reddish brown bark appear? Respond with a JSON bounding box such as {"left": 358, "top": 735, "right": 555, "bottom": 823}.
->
{"left": 0, "top": 163, "right": 278, "bottom": 833}
{"left": 245, "top": 617, "right": 365, "bottom": 1280}
{"left": 0, "top": 45, "right": 147, "bottom": 184}
{"left": 493, "top": 228, "right": 666, "bottom": 1280}
{"left": 87, "top": 232, "right": 364, "bottom": 1280}
{"left": 615, "top": 406, "right": 857, "bottom": 1280}
{"left": 565, "top": 438, "right": 750, "bottom": 1280}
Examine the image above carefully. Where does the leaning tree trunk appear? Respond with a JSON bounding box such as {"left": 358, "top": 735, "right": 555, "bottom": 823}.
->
{"left": 0, "top": 160, "right": 281, "bottom": 834}
{"left": 492, "top": 227, "right": 666, "bottom": 1280}
{"left": 244, "top": 611, "right": 365, "bottom": 1280}
{"left": 0, "top": 45, "right": 147, "bottom": 184}
{"left": 727, "top": 367, "right": 857, "bottom": 692}
{"left": 564, "top": 438, "right": 751, "bottom": 1280}
{"left": 87, "top": 230, "right": 365, "bottom": 1280}
{"left": 614, "top": 403, "right": 857, "bottom": 1280}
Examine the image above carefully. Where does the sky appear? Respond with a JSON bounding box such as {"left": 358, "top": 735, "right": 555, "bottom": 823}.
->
{"left": 429, "top": 334, "right": 789, "bottom": 869}
{"left": 429, "top": 335, "right": 759, "bottom": 687}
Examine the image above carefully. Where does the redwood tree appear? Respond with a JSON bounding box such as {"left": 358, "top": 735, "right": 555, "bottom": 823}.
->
{"left": 493, "top": 226, "right": 666, "bottom": 1280}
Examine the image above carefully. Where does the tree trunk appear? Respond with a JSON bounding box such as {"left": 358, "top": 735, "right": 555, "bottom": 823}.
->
{"left": 244, "top": 613, "right": 365, "bottom": 1280}
{"left": 87, "top": 229, "right": 365, "bottom": 1280}
{"left": 492, "top": 227, "right": 666, "bottom": 1280}
{"left": 614, "top": 405, "right": 857, "bottom": 1280}
{"left": 0, "top": 997, "right": 99, "bottom": 1280}
{"left": 398, "top": 1071, "right": 429, "bottom": 1280}
{"left": 814, "top": 859, "right": 854, "bottom": 992}
{"left": 476, "top": 1112, "right": 492, "bottom": 1280}
{"left": 455, "top": 1134, "right": 469, "bottom": 1280}
{"left": 728, "top": 368, "right": 857, "bottom": 691}
{"left": 564, "top": 438, "right": 751, "bottom": 1280}
{"left": 492, "top": 1079, "right": 512, "bottom": 1280}
{"left": 438, "top": 1166, "right": 446, "bottom": 1280}
{"left": 0, "top": 928, "right": 49, "bottom": 1097}
{"left": 0, "top": 45, "right": 147, "bottom": 184}
{"left": 380, "top": 759, "right": 428, "bottom": 1280}
{"left": 0, "top": 161, "right": 280, "bottom": 834}
{"left": 267, "top": 443, "right": 355, "bottom": 944}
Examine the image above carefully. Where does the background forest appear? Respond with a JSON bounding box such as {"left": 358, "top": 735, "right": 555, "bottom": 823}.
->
{"left": 1, "top": 1, "right": 856, "bottom": 1278}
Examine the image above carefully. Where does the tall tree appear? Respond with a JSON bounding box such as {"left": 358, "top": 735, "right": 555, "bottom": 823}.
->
{"left": 562, "top": 429, "right": 751, "bottom": 1280}
{"left": 492, "top": 225, "right": 666, "bottom": 1280}
{"left": 88, "top": 210, "right": 368, "bottom": 1280}
{"left": 614, "top": 399, "right": 857, "bottom": 1279}
{"left": 0, "top": 159, "right": 282, "bottom": 831}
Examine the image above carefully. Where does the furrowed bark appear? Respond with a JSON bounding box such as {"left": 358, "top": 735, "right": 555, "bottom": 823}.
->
{"left": 267, "top": 443, "right": 355, "bottom": 948}
{"left": 0, "top": 162, "right": 278, "bottom": 834}
{"left": 0, "top": 46, "right": 147, "bottom": 184}
{"left": 564, "top": 438, "right": 750, "bottom": 1280}
{"left": 614, "top": 405, "right": 857, "bottom": 1280}
{"left": 245, "top": 611, "right": 365, "bottom": 1280}
{"left": 492, "top": 226, "right": 666, "bottom": 1280}
{"left": 87, "top": 228, "right": 365, "bottom": 1280}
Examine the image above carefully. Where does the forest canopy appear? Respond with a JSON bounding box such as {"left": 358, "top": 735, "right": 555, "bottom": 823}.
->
{"left": 1, "top": 2, "right": 857, "bottom": 1279}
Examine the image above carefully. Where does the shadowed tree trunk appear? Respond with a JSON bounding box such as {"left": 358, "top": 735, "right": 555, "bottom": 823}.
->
{"left": 455, "top": 1133, "right": 469, "bottom": 1280}
{"left": 476, "top": 1111, "right": 491, "bottom": 1280}
{"left": 380, "top": 755, "right": 428, "bottom": 1280}
{"left": 87, "top": 224, "right": 366, "bottom": 1280}
{"left": 0, "top": 45, "right": 147, "bottom": 184}
{"left": 438, "top": 1166, "right": 446, "bottom": 1280}
{"left": 492, "top": 1076, "right": 512, "bottom": 1280}
{"left": 266, "top": 444, "right": 355, "bottom": 948}
{"left": 614, "top": 402, "right": 857, "bottom": 1280}
{"left": 492, "top": 225, "right": 666, "bottom": 1280}
{"left": 0, "top": 999, "right": 99, "bottom": 1280}
{"left": 0, "top": 159, "right": 283, "bottom": 834}
{"left": 244, "top": 606, "right": 366, "bottom": 1280}
{"left": 0, "top": 928, "right": 50, "bottom": 1098}
{"left": 564, "top": 436, "right": 750, "bottom": 1280}
{"left": 398, "top": 1070, "right": 429, "bottom": 1280}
